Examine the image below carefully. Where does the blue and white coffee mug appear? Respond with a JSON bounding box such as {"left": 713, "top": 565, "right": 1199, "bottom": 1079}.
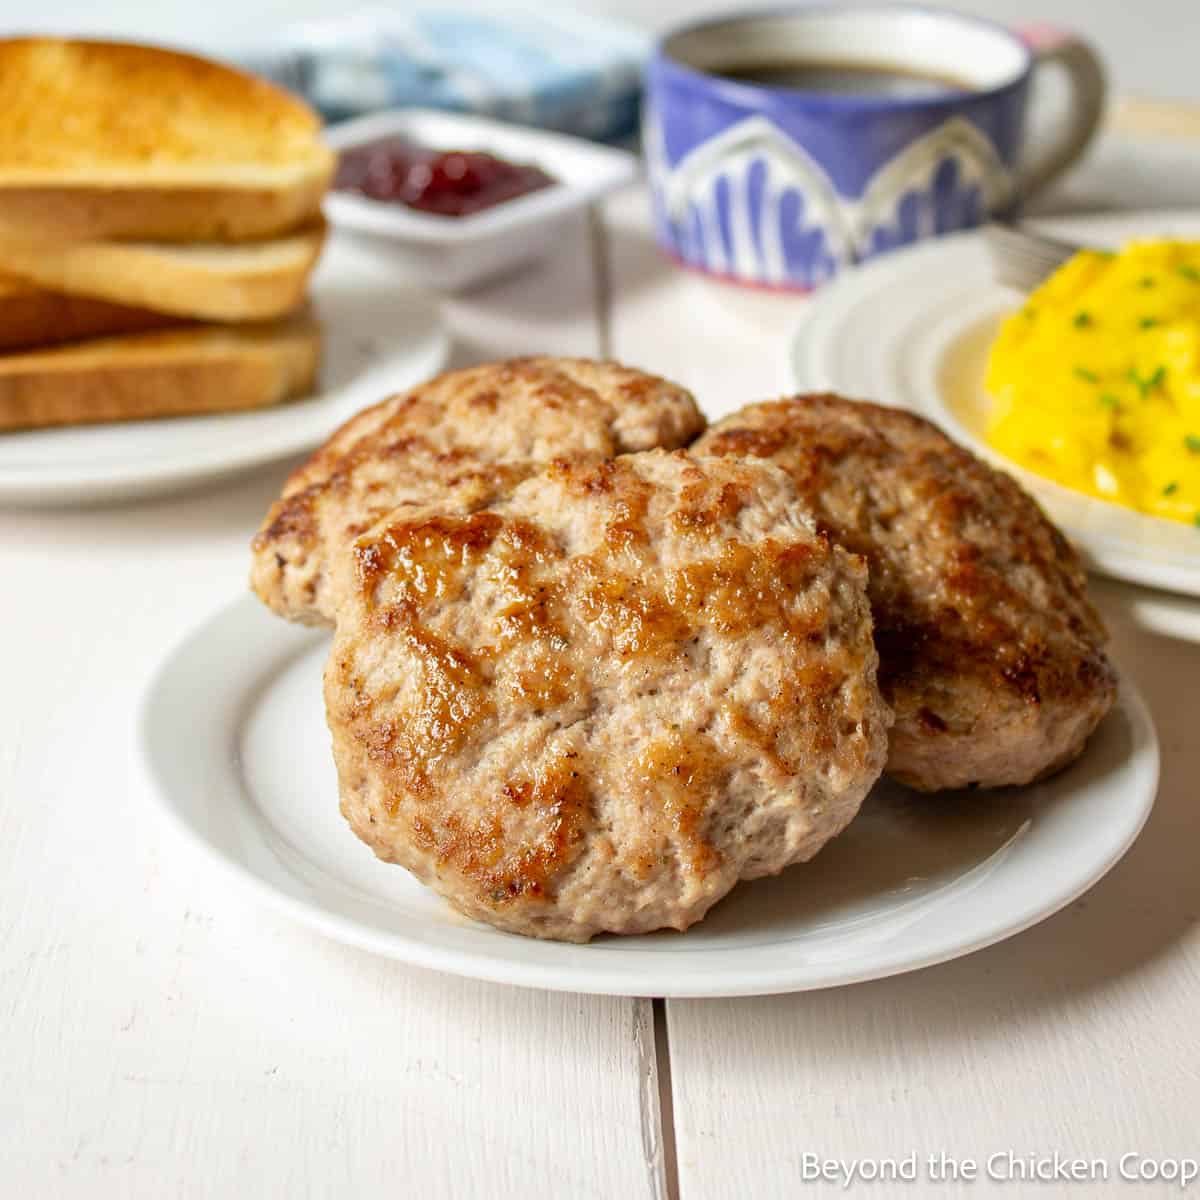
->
{"left": 644, "top": 5, "right": 1105, "bottom": 288}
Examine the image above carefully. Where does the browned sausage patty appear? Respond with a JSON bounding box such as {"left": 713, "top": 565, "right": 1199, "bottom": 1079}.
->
{"left": 325, "top": 451, "right": 890, "bottom": 941}
{"left": 693, "top": 395, "right": 1117, "bottom": 791}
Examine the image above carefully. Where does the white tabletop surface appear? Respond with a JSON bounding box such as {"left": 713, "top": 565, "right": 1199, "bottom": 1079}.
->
{"left": 2, "top": 3, "right": 1199, "bottom": 1197}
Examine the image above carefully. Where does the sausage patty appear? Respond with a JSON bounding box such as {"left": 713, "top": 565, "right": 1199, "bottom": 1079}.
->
{"left": 693, "top": 395, "right": 1117, "bottom": 791}
{"left": 324, "top": 450, "right": 890, "bottom": 941}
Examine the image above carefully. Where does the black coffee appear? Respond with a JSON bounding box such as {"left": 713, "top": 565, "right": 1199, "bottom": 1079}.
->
{"left": 717, "top": 59, "right": 974, "bottom": 98}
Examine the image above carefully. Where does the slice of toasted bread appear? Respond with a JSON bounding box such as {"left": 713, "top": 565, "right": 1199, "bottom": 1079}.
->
{"left": 0, "top": 312, "right": 320, "bottom": 431}
{"left": 0, "top": 223, "right": 325, "bottom": 321}
{"left": 0, "top": 276, "right": 182, "bottom": 351}
{"left": 0, "top": 38, "right": 334, "bottom": 240}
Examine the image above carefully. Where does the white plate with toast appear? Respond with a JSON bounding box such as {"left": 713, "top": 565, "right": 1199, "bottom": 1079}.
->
{"left": 0, "top": 235, "right": 449, "bottom": 504}
{"left": 788, "top": 210, "right": 1200, "bottom": 597}
{"left": 140, "top": 595, "right": 1158, "bottom": 998}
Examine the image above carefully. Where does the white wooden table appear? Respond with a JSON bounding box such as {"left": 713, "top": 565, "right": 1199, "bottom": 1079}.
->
{"left": 3, "top": 5, "right": 1200, "bottom": 1197}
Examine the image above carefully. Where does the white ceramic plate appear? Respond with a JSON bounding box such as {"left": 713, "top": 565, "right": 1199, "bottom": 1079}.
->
{"left": 0, "top": 235, "right": 448, "bottom": 505}
{"left": 788, "top": 211, "right": 1200, "bottom": 597}
{"left": 140, "top": 595, "right": 1159, "bottom": 998}
{"left": 324, "top": 109, "right": 639, "bottom": 291}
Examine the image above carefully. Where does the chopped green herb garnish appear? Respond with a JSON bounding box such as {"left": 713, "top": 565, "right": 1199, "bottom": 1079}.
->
{"left": 1185, "top": 434, "right": 1200, "bottom": 453}
{"left": 1140, "top": 276, "right": 1157, "bottom": 288}
{"left": 1130, "top": 366, "right": 1167, "bottom": 397}
{"left": 1179, "top": 265, "right": 1200, "bottom": 283}
{"left": 1139, "top": 317, "right": 1160, "bottom": 329}
{"left": 1163, "top": 481, "right": 1180, "bottom": 496}
{"left": 1099, "top": 393, "right": 1120, "bottom": 410}
{"left": 1194, "top": 512, "right": 1200, "bottom": 529}
{"left": 1074, "top": 366, "right": 1099, "bottom": 383}
{"left": 1073, "top": 311, "right": 1093, "bottom": 328}
{"left": 1022, "top": 306, "right": 1037, "bottom": 319}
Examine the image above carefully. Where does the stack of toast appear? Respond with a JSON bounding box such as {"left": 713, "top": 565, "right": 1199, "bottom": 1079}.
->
{"left": 0, "top": 38, "right": 334, "bottom": 432}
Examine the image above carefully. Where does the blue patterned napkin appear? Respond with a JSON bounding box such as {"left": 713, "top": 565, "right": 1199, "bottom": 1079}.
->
{"left": 241, "top": 7, "right": 648, "bottom": 142}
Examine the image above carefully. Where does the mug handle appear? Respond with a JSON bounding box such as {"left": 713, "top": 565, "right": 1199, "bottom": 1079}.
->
{"left": 1013, "top": 24, "right": 1107, "bottom": 202}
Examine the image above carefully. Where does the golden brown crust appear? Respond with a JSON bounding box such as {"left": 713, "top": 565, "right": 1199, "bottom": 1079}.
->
{"left": 325, "top": 450, "right": 889, "bottom": 941}
{"left": 0, "top": 38, "right": 325, "bottom": 169}
{"left": 0, "top": 314, "right": 319, "bottom": 430}
{"left": 0, "top": 38, "right": 332, "bottom": 240}
{"left": 0, "top": 278, "right": 183, "bottom": 351}
{"left": 0, "top": 178, "right": 331, "bottom": 243}
{"left": 694, "top": 394, "right": 1117, "bottom": 791}
{"left": 0, "top": 221, "right": 325, "bottom": 321}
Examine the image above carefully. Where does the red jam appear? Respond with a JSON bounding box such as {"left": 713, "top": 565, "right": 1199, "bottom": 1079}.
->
{"left": 335, "top": 136, "right": 556, "bottom": 217}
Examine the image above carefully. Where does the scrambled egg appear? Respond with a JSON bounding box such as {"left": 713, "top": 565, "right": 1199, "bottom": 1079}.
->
{"left": 985, "top": 239, "right": 1200, "bottom": 525}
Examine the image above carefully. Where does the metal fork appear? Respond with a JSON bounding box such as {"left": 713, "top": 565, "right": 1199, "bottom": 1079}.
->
{"left": 983, "top": 223, "right": 1084, "bottom": 291}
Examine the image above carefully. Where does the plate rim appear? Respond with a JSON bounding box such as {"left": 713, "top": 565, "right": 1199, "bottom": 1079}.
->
{"left": 786, "top": 210, "right": 1200, "bottom": 597}
{"left": 138, "top": 594, "right": 1160, "bottom": 998}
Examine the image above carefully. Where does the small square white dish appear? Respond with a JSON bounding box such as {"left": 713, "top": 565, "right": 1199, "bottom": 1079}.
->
{"left": 323, "top": 109, "right": 640, "bottom": 291}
